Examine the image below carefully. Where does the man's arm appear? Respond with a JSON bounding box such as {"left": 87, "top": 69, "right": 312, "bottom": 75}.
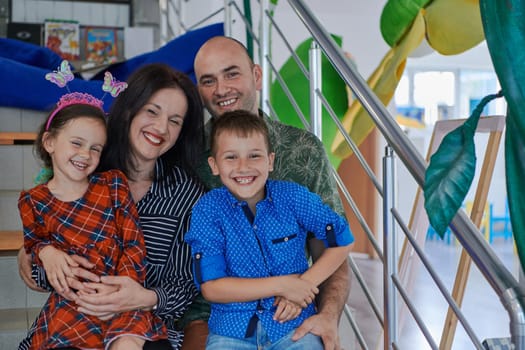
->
{"left": 310, "top": 238, "right": 350, "bottom": 321}
{"left": 291, "top": 127, "right": 351, "bottom": 320}
{"left": 293, "top": 238, "right": 351, "bottom": 350}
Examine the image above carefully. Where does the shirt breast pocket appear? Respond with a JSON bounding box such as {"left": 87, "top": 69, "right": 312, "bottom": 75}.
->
{"left": 270, "top": 233, "right": 303, "bottom": 271}
{"left": 140, "top": 215, "right": 181, "bottom": 265}
{"left": 271, "top": 234, "right": 298, "bottom": 245}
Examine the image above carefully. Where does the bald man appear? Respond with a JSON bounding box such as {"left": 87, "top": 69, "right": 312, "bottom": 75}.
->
{"left": 192, "top": 36, "right": 351, "bottom": 350}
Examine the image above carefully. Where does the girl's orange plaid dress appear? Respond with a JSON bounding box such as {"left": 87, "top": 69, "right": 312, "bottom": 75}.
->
{"left": 18, "top": 169, "right": 166, "bottom": 350}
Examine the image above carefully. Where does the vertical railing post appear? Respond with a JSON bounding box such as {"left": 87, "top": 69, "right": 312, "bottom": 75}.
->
{"left": 309, "top": 41, "right": 322, "bottom": 138}
{"left": 383, "top": 145, "right": 398, "bottom": 349}
{"left": 177, "top": 0, "right": 184, "bottom": 36}
{"left": 223, "top": 0, "right": 231, "bottom": 36}
{"left": 260, "top": 0, "right": 270, "bottom": 115}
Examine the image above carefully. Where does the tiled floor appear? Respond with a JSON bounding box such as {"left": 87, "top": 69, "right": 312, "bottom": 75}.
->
{"left": 0, "top": 239, "right": 520, "bottom": 350}
{"left": 346, "top": 238, "right": 521, "bottom": 350}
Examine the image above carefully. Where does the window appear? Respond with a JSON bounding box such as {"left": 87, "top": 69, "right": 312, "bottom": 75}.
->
{"left": 395, "top": 69, "right": 506, "bottom": 128}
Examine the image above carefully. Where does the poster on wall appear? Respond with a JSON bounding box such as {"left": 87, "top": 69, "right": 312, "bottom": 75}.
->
{"left": 84, "top": 26, "right": 119, "bottom": 64}
{"left": 44, "top": 19, "right": 80, "bottom": 61}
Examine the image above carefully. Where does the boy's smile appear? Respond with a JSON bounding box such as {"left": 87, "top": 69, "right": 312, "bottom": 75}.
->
{"left": 208, "top": 130, "right": 274, "bottom": 212}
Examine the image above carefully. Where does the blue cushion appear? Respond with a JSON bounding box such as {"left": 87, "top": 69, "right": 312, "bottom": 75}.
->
{"left": 0, "top": 23, "right": 224, "bottom": 112}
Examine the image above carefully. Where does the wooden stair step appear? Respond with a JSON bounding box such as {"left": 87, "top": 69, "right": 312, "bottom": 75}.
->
{"left": 0, "top": 231, "right": 23, "bottom": 251}
{"left": 0, "top": 132, "right": 37, "bottom": 145}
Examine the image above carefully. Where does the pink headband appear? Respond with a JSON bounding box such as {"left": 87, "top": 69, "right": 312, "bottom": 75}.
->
{"left": 45, "top": 92, "right": 105, "bottom": 131}
{"left": 44, "top": 60, "right": 127, "bottom": 131}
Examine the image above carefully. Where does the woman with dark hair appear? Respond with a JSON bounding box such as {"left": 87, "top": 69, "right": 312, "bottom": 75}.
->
{"left": 99, "top": 63, "right": 204, "bottom": 179}
{"left": 18, "top": 63, "right": 209, "bottom": 350}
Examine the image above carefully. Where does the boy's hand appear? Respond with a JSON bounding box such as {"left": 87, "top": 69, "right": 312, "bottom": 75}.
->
{"left": 279, "top": 275, "right": 318, "bottom": 307}
{"left": 39, "top": 245, "right": 78, "bottom": 294}
{"left": 273, "top": 296, "right": 302, "bottom": 323}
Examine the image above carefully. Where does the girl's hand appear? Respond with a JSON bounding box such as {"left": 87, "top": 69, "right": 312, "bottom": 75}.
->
{"left": 273, "top": 296, "right": 302, "bottom": 323}
{"left": 39, "top": 245, "right": 78, "bottom": 294}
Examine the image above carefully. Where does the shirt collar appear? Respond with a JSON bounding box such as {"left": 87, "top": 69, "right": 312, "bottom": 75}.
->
{"left": 221, "top": 180, "right": 274, "bottom": 208}
{"left": 146, "top": 160, "right": 170, "bottom": 198}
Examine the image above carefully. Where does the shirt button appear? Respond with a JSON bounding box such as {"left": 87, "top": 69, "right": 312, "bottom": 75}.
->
{"left": 195, "top": 254, "right": 201, "bottom": 259}
{"left": 253, "top": 225, "right": 257, "bottom": 229}
{"left": 258, "top": 309, "right": 263, "bottom": 314}
{"left": 284, "top": 237, "right": 289, "bottom": 242}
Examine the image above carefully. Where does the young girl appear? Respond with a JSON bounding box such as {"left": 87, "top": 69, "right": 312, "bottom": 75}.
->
{"left": 18, "top": 92, "right": 166, "bottom": 350}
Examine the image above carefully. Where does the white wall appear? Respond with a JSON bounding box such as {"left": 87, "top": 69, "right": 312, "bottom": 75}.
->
{"left": 10, "top": 0, "right": 496, "bottom": 75}
{"left": 11, "top": 0, "right": 129, "bottom": 27}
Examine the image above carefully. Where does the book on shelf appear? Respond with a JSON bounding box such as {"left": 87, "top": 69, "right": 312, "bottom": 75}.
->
{"left": 84, "top": 26, "right": 119, "bottom": 64}
{"left": 44, "top": 19, "right": 80, "bottom": 61}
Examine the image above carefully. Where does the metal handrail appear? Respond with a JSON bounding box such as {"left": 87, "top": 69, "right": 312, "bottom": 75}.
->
{"left": 392, "top": 208, "right": 484, "bottom": 349}
{"left": 286, "top": 0, "right": 525, "bottom": 348}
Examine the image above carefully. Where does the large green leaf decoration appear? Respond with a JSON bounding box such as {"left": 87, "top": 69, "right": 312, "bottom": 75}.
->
{"left": 424, "top": 123, "right": 476, "bottom": 237}
{"left": 504, "top": 111, "right": 525, "bottom": 271}
{"left": 480, "top": 0, "right": 525, "bottom": 272}
{"left": 380, "top": 0, "right": 432, "bottom": 47}
{"left": 424, "top": 92, "right": 502, "bottom": 237}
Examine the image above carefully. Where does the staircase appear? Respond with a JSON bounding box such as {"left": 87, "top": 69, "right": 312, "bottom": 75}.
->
{"left": 0, "top": 107, "right": 49, "bottom": 349}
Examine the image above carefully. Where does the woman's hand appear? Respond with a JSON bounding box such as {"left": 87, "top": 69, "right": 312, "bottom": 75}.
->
{"left": 63, "top": 255, "right": 100, "bottom": 297}
{"left": 17, "top": 248, "right": 45, "bottom": 292}
{"left": 76, "top": 275, "right": 155, "bottom": 316}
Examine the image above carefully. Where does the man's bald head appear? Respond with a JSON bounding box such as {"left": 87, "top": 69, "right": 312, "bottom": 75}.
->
{"left": 194, "top": 36, "right": 262, "bottom": 118}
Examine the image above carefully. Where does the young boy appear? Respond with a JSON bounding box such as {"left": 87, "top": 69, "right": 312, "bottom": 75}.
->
{"left": 185, "top": 110, "right": 354, "bottom": 349}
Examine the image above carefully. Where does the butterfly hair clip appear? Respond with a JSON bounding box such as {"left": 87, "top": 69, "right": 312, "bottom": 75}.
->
{"left": 44, "top": 60, "right": 128, "bottom": 130}
{"left": 102, "top": 71, "right": 128, "bottom": 97}
{"left": 45, "top": 60, "right": 128, "bottom": 99}
{"left": 45, "top": 60, "right": 74, "bottom": 89}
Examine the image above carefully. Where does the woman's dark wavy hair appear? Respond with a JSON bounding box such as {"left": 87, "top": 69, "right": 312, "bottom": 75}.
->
{"left": 98, "top": 63, "right": 204, "bottom": 181}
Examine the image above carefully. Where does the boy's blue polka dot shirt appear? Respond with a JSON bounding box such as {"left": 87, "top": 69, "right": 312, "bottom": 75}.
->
{"left": 185, "top": 179, "right": 354, "bottom": 342}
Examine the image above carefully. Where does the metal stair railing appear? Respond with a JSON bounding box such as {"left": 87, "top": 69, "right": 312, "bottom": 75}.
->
{"left": 283, "top": 1, "right": 524, "bottom": 349}
{"left": 163, "top": 0, "right": 525, "bottom": 349}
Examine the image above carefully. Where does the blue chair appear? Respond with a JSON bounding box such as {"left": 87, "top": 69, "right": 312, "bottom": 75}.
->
{"left": 426, "top": 225, "right": 454, "bottom": 244}
{"left": 489, "top": 200, "right": 512, "bottom": 243}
